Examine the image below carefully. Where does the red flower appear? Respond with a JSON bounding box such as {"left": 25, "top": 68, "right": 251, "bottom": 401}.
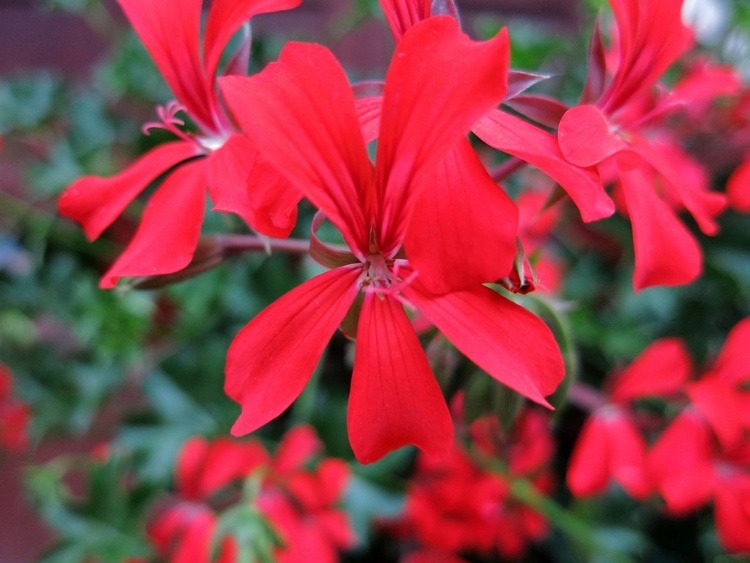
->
{"left": 557, "top": 0, "right": 731, "bottom": 289}
{"left": 219, "top": 18, "right": 564, "bottom": 463}
{"left": 149, "top": 426, "right": 354, "bottom": 562}
{"left": 0, "top": 364, "right": 31, "bottom": 453}
{"left": 646, "top": 320, "right": 750, "bottom": 554}
{"left": 649, "top": 409, "right": 750, "bottom": 554}
{"left": 378, "top": 0, "right": 616, "bottom": 227}
{"left": 567, "top": 338, "right": 692, "bottom": 499}
{"left": 687, "top": 317, "right": 750, "bottom": 451}
{"left": 58, "top": 0, "right": 302, "bottom": 288}
{"left": 397, "top": 411, "right": 553, "bottom": 559}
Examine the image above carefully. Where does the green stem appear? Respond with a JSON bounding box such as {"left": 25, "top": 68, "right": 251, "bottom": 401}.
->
{"left": 519, "top": 292, "right": 579, "bottom": 409}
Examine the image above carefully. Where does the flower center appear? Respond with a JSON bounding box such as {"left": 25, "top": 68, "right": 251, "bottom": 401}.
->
{"left": 362, "top": 253, "right": 393, "bottom": 290}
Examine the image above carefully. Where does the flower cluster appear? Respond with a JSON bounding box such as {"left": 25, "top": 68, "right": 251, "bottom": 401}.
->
{"left": 392, "top": 409, "right": 554, "bottom": 561}
{"left": 567, "top": 317, "right": 750, "bottom": 553}
{"left": 56, "top": 0, "right": 743, "bottom": 467}
{"left": 148, "top": 425, "right": 354, "bottom": 562}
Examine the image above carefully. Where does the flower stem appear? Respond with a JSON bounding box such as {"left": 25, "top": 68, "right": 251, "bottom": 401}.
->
{"left": 213, "top": 234, "right": 312, "bottom": 255}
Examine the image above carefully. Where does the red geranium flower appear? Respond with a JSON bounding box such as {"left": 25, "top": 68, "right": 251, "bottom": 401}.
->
{"left": 377, "top": 0, "right": 616, "bottom": 227}
{"left": 650, "top": 409, "right": 750, "bottom": 554}
{"left": 397, "top": 410, "right": 554, "bottom": 559}
{"left": 567, "top": 338, "right": 692, "bottom": 499}
{"left": 149, "top": 426, "right": 354, "bottom": 563}
{"left": 59, "top": 0, "right": 302, "bottom": 288}
{"left": 219, "top": 17, "right": 564, "bottom": 463}
{"left": 557, "top": 0, "right": 733, "bottom": 289}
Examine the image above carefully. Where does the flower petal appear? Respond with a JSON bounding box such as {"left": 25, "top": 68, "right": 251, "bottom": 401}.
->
{"left": 618, "top": 165, "right": 702, "bottom": 290}
{"left": 117, "top": 0, "right": 214, "bottom": 131}
{"left": 606, "top": 412, "right": 651, "bottom": 499}
{"left": 711, "top": 317, "right": 750, "bottom": 384}
{"left": 207, "top": 134, "right": 300, "bottom": 238}
{"left": 610, "top": 338, "right": 692, "bottom": 403}
{"left": 177, "top": 437, "right": 269, "bottom": 500}
{"left": 355, "top": 95, "right": 382, "bottom": 144}
{"left": 273, "top": 425, "right": 322, "bottom": 475}
{"left": 379, "top": 0, "right": 432, "bottom": 40}
{"left": 557, "top": 105, "right": 623, "bottom": 168}
{"left": 100, "top": 159, "right": 208, "bottom": 288}
{"left": 687, "top": 376, "right": 744, "bottom": 451}
{"left": 404, "top": 139, "right": 518, "bottom": 294}
{"left": 374, "top": 18, "right": 510, "bottom": 255}
{"left": 226, "top": 266, "right": 361, "bottom": 436}
{"left": 604, "top": 0, "right": 693, "bottom": 112}
{"left": 715, "top": 476, "right": 750, "bottom": 554}
{"left": 631, "top": 136, "right": 726, "bottom": 236}
{"left": 348, "top": 292, "right": 453, "bottom": 463}
{"left": 728, "top": 158, "right": 750, "bottom": 213}
{"left": 58, "top": 141, "right": 200, "bottom": 240}
{"left": 567, "top": 414, "right": 611, "bottom": 497}
{"left": 648, "top": 410, "right": 716, "bottom": 515}
{"left": 403, "top": 283, "right": 564, "bottom": 406}
{"left": 474, "top": 110, "right": 614, "bottom": 223}
{"left": 220, "top": 45, "right": 371, "bottom": 257}
{"left": 203, "top": 0, "right": 303, "bottom": 83}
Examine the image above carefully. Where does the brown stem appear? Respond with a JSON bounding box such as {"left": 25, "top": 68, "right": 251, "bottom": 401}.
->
{"left": 566, "top": 381, "right": 606, "bottom": 412}
{"left": 491, "top": 157, "right": 526, "bottom": 182}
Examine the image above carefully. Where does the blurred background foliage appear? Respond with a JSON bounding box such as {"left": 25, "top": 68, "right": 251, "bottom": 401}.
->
{"left": 0, "top": 0, "right": 749, "bottom": 561}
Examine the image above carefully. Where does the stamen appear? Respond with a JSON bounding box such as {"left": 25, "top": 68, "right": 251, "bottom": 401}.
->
{"left": 142, "top": 101, "right": 195, "bottom": 145}
{"left": 361, "top": 258, "right": 418, "bottom": 311}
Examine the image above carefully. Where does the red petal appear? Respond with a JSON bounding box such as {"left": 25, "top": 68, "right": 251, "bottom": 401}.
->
{"left": 688, "top": 376, "right": 744, "bottom": 451}
{"left": 177, "top": 437, "right": 269, "bottom": 500}
{"left": 348, "top": 293, "right": 453, "bottom": 463}
{"left": 604, "top": 0, "right": 693, "bottom": 113}
{"left": 219, "top": 45, "right": 371, "bottom": 257}
{"left": 149, "top": 505, "right": 214, "bottom": 562}
{"left": 715, "top": 476, "right": 750, "bottom": 554}
{"left": 558, "top": 105, "right": 623, "bottom": 167}
{"left": 58, "top": 141, "right": 200, "bottom": 240}
{"left": 374, "top": 18, "right": 510, "bottom": 255}
{"left": 315, "top": 508, "right": 357, "bottom": 549}
{"left": 712, "top": 317, "right": 750, "bottom": 384}
{"left": 316, "top": 459, "right": 352, "bottom": 507}
{"left": 504, "top": 94, "right": 568, "bottom": 129}
{"left": 244, "top": 154, "right": 301, "bottom": 239}
{"left": 649, "top": 410, "right": 716, "bottom": 515}
{"left": 610, "top": 338, "right": 692, "bottom": 403}
{"left": 474, "top": 110, "right": 614, "bottom": 223}
{"left": 273, "top": 425, "right": 322, "bottom": 475}
{"left": 226, "top": 266, "right": 361, "bottom": 436}
{"left": 379, "top": 0, "right": 432, "bottom": 40}
{"left": 581, "top": 20, "right": 608, "bottom": 104}
{"left": 671, "top": 60, "right": 740, "bottom": 110}
{"left": 100, "top": 159, "right": 207, "bottom": 288}
{"left": 728, "top": 158, "right": 750, "bottom": 213}
{"left": 117, "top": 0, "right": 214, "bottom": 132}
{"left": 207, "top": 134, "right": 300, "bottom": 238}
{"left": 618, "top": 165, "right": 702, "bottom": 290}
{"left": 404, "top": 139, "right": 518, "bottom": 294}
{"left": 567, "top": 414, "right": 612, "bottom": 497}
{"left": 632, "top": 136, "right": 726, "bottom": 236}
{"left": 403, "top": 284, "right": 564, "bottom": 406}
{"left": 606, "top": 412, "right": 651, "bottom": 499}
{"left": 203, "top": 0, "right": 302, "bottom": 83}
{"left": 206, "top": 134, "right": 255, "bottom": 223}
{"left": 355, "top": 95, "right": 382, "bottom": 144}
